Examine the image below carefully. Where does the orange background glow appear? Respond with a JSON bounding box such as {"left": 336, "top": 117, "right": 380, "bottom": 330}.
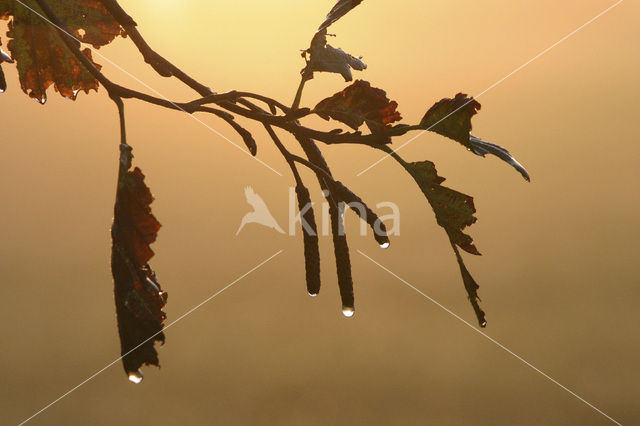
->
{"left": 1, "top": 1, "right": 639, "bottom": 424}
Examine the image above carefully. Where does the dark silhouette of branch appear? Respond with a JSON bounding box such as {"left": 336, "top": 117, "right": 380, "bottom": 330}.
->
{"left": 98, "top": 0, "right": 213, "bottom": 96}
{"left": 34, "top": 0, "right": 395, "bottom": 150}
{"left": 0, "top": 0, "right": 533, "bottom": 382}
{"left": 20, "top": 0, "right": 526, "bottom": 367}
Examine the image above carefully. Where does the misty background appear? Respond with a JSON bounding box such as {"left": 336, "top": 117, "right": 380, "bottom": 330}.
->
{"left": 1, "top": 0, "right": 639, "bottom": 424}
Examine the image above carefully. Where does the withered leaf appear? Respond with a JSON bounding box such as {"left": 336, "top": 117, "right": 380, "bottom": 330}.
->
{"left": 469, "top": 135, "right": 530, "bottom": 181}
{"left": 0, "top": 0, "right": 123, "bottom": 102}
{"left": 318, "top": 0, "right": 364, "bottom": 32}
{"left": 405, "top": 160, "right": 480, "bottom": 256}
{"left": 315, "top": 80, "right": 402, "bottom": 134}
{"left": 390, "top": 153, "right": 486, "bottom": 326}
{"left": 420, "top": 93, "right": 529, "bottom": 180}
{"left": 62, "top": 1, "right": 124, "bottom": 48}
{"left": 420, "top": 93, "right": 480, "bottom": 148}
{"left": 111, "top": 164, "right": 167, "bottom": 379}
{"left": 304, "top": 29, "right": 366, "bottom": 82}
{"left": 303, "top": 0, "right": 366, "bottom": 81}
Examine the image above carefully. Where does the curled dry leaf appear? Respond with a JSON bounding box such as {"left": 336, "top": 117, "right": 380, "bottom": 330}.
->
{"left": 318, "top": 0, "right": 364, "bottom": 32}
{"left": 420, "top": 93, "right": 529, "bottom": 180}
{"left": 469, "top": 135, "right": 530, "bottom": 181}
{"left": 315, "top": 80, "right": 402, "bottom": 134}
{"left": 0, "top": 0, "right": 123, "bottom": 102}
{"left": 303, "top": 29, "right": 366, "bottom": 82}
{"left": 302, "top": 0, "right": 367, "bottom": 82}
{"left": 111, "top": 164, "right": 167, "bottom": 378}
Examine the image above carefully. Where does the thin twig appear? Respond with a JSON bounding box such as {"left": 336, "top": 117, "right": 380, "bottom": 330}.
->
{"left": 291, "top": 71, "right": 312, "bottom": 111}
{"left": 99, "top": 0, "right": 213, "bottom": 96}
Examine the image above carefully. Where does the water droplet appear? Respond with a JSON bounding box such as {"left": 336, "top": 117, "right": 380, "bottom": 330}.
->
{"left": 128, "top": 370, "right": 143, "bottom": 384}
{"left": 0, "top": 88, "right": 4, "bottom": 94}
{"left": 341, "top": 306, "right": 355, "bottom": 318}
{"left": 481, "top": 321, "right": 487, "bottom": 328}
{"left": 379, "top": 241, "right": 390, "bottom": 249}
{"left": 308, "top": 292, "right": 318, "bottom": 297}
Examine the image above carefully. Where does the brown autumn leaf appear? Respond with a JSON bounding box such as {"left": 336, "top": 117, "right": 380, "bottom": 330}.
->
{"left": 63, "top": 1, "right": 124, "bottom": 48}
{"left": 420, "top": 93, "right": 530, "bottom": 181}
{"left": 420, "top": 93, "right": 480, "bottom": 148}
{"left": 391, "top": 153, "right": 486, "bottom": 326}
{"left": 315, "top": 80, "right": 402, "bottom": 134}
{"left": 405, "top": 160, "right": 480, "bottom": 256}
{"left": 0, "top": 0, "right": 124, "bottom": 102}
{"left": 111, "top": 163, "right": 167, "bottom": 381}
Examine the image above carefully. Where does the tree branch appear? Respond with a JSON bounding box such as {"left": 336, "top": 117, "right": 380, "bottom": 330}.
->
{"left": 99, "top": 0, "right": 213, "bottom": 96}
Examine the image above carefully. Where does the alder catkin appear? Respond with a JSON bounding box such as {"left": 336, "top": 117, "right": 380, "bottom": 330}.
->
{"left": 328, "top": 192, "right": 354, "bottom": 310}
{"left": 333, "top": 180, "right": 390, "bottom": 247}
{"left": 296, "top": 185, "right": 321, "bottom": 296}
{"left": 297, "top": 136, "right": 354, "bottom": 311}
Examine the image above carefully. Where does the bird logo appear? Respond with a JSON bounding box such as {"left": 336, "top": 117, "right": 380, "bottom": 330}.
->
{"left": 236, "top": 186, "right": 285, "bottom": 235}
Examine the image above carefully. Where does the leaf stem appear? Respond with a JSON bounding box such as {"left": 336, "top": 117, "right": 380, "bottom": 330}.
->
{"left": 291, "top": 72, "right": 311, "bottom": 111}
